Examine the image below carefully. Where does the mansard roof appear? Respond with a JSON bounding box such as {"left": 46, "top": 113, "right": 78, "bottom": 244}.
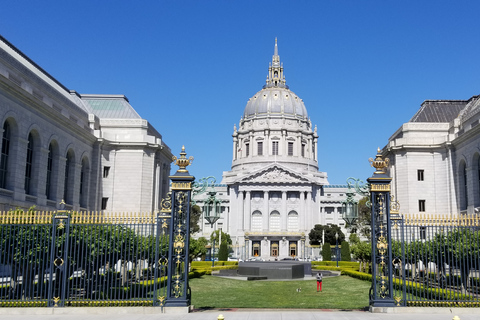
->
{"left": 81, "top": 94, "right": 142, "bottom": 119}
{"left": 409, "top": 100, "right": 468, "bottom": 123}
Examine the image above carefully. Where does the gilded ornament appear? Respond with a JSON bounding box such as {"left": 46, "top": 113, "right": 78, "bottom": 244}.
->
{"left": 368, "top": 148, "right": 390, "bottom": 175}
{"left": 377, "top": 236, "right": 388, "bottom": 255}
{"left": 172, "top": 146, "right": 194, "bottom": 174}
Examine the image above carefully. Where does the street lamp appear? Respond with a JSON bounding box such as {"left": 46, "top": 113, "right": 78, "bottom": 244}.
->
{"left": 341, "top": 185, "right": 358, "bottom": 226}
{"left": 204, "top": 190, "right": 221, "bottom": 267}
{"left": 335, "top": 232, "right": 339, "bottom": 268}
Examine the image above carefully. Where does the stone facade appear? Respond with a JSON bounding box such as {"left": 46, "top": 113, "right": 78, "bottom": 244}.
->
{"left": 385, "top": 96, "right": 480, "bottom": 216}
{"left": 0, "top": 35, "right": 172, "bottom": 212}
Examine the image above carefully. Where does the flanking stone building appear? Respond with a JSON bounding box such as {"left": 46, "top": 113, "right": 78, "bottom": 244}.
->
{"left": 384, "top": 95, "right": 480, "bottom": 216}
{"left": 0, "top": 35, "right": 172, "bottom": 212}
{"left": 194, "top": 40, "right": 359, "bottom": 261}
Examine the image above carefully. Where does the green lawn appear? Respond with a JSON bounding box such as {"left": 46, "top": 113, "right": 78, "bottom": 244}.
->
{"left": 190, "top": 275, "right": 370, "bottom": 309}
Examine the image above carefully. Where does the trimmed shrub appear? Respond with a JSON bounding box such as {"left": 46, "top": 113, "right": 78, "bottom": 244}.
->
{"left": 321, "top": 243, "right": 331, "bottom": 261}
{"left": 340, "top": 241, "right": 351, "bottom": 261}
{"left": 218, "top": 242, "right": 228, "bottom": 261}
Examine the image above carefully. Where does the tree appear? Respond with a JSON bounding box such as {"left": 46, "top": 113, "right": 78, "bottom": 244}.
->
{"left": 308, "top": 224, "right": 324, "bottom": 245}
{"left": 341, "top": 241, "right": 351, "bottom": 261}
{"left": 349, "top": 233, "right": 360, "bottom": 245}
{"left": 308, "top": 224, "right": 345, "bottom": 246}
{"left": 218, "top": 242, "right": 229, "bottom": 261}
{"left": 351, "top": 241, "right": 371, "bottom": 272}
{"left": 190, "top": 204, "right": 202, "bottom": 234}
{"left": 321, "top": 243, "right": 332, "bottom": 261}
{"left": 354, "top": 197, "right": 371, "bottom": 238}
{"left": 189, "top": 237, "right": 208, "bottom": 261}
{"left": 210, "top": 229, "right": 232, "bottom": 245}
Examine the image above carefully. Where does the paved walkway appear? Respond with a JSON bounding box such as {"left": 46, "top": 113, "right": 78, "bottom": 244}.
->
{"left": 0, "top": 308, "right": 479, "bottom": 320}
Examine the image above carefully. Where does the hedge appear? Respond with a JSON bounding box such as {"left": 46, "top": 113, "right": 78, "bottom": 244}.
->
{"left": 191, "top": 261, "right": 238, "bottom": 267}
{"left": 341, "top": 269, "right": 478, "bottom": 304}
{"left": 311, "top": 261, "right": 359, "bottom": 268}
{"left": 0, "top": 270, "right": 207, "bottom": 307}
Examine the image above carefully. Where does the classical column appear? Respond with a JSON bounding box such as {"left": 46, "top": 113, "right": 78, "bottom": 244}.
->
{"left": 263, "top": 190, "right": 269, "bottom": 231}
{"left": 281, "top": 191, "right": 287, "bottom": 231}
{"left": 232, "top": 136, "right": 238, "bottom": 160}
{"left": 245, "top": 191, "right": 251, "bottom": 231}
{"left": 236, "top": 187, "right": 243, "bottom": 232}
{"left": 298, "top": 191, "right": 308, "bottom": 230}
{"left": 304, "top": 191, "right": 312, "bottom": 230}
{"left": 296, "top": 135, "right": 301, "bottom": 157}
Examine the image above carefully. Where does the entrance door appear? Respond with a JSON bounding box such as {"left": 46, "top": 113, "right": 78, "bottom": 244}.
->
{"left": 289, "top": 241, "right": 297, "bottom": 257}
{"left": 252, "top": 241, "right": 261, "bottom": 257}
{"left": 270, "top": 241, "right": 279, "bottom": 257}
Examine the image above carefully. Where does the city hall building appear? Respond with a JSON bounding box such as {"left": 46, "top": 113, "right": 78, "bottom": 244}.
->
{"left": 194, "top": 40, "right": 358, "bottom": 260}
{"left": 0, "top": 35, "right": 172, "bottom": 213}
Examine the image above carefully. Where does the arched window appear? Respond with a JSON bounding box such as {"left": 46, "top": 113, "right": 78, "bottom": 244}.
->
{"left": 251, "top": 211, "right": 262, "bottom": 231}
{"left": 24, "top": 133, "right": 34, "bottom": 194}
{"left": 80, "top": 157, "right": 89, "bottom": 208}
{"left": 460, "top": 161, "right": 468, "bottom": 211}
{"left": 0, "top": 121, "right": 11, "bottom": 189}
{"left": 287, "top": 211, "right": 299, "bottom": 231}
{"left": 269, "top": 211, "right": 280, "bottom": 231}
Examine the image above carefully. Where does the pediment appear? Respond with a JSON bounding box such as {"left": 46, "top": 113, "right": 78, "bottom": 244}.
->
{"left": 240, "top": 165, "right": 309, "bottom": 184}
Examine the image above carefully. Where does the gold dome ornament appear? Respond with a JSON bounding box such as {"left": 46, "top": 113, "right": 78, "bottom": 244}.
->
{"left": 369, "top": 148, "right": 389, "bottom": 175}
{"left": 172, "top": 146, "right": 194, "bottom": 174}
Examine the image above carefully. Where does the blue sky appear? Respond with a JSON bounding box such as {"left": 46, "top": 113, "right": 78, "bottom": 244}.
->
{"left": 2, "top": 1, "right": 480, "bottom": 184}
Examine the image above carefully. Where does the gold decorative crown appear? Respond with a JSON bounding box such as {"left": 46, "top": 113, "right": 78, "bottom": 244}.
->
{"left": 172, "top": 146, "right": 194, "bottom": 173}
{"left": 369, "top": 148, "right": 389, "bottom": 175}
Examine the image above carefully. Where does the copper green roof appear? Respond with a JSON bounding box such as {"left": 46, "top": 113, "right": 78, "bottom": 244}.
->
{"left": 81, "top": 95, "right": 141, "bottom": 119}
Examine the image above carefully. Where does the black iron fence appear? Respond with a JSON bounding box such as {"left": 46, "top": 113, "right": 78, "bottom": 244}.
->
{"left": 391, "top": 214, "right": 480, "bottom": 307}
{"left": 0, "top": 209, "right": 170, "bottom": 307}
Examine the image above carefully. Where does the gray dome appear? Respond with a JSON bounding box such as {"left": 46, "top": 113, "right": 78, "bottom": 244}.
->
{"left": 243, "top": 87, "right": 308, "bottom": 120}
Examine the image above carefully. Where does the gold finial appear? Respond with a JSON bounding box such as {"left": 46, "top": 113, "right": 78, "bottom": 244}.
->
{"left": 172, "top": 145, "right": 194, "bottom": 173}
{"left": 369, "top": 147, "right": 390, "bottom": 175}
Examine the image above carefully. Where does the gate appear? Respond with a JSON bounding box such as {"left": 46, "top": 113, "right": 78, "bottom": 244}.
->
{"left": 367, "top": 149, "right": 479, "bottom": 308}
{"left": 390, "top": 214, "right": 480, "bottom": 307}
{"left": 0, "top": 146, "right": 195, "bottom": 309}
{"left": 0, "top": 209, "right": 170, "bottom": 307}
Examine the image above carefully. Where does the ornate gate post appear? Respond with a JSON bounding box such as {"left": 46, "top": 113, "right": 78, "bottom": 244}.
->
{"left": 367, "top": 149, "right": 395, "bottom": 307}
{"left": 165, "top": 146, "right": 194, "bottom": 308}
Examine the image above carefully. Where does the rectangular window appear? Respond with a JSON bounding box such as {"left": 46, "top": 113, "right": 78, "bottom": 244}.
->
{"left": 288, "top": 142, "right": 293, "bottom": 156}
{"left": 103, "top": 166, "right": 110, "bottom": 178}
{"left": 417, "top": 169, "right": 424, "bottom": 181}
{"left": 245, "top": 143, "right": 249, "bottom": 157}
{"left": 419, "top": 200, "right": 426, "bottom": 212}
{"left": 420, "top": 226, "right": 426, "bottom": 240}
{"left": 301, "top": 144, "right": 306, "bottom": 157}
{"left": 257, "top": 142, "right": 263, "bottom": 156}
{"left": 101, "top": 197, "right": 109, "bottom": 210}
{"left": 272, "top": 141, "right": 279, "bottom": 155}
